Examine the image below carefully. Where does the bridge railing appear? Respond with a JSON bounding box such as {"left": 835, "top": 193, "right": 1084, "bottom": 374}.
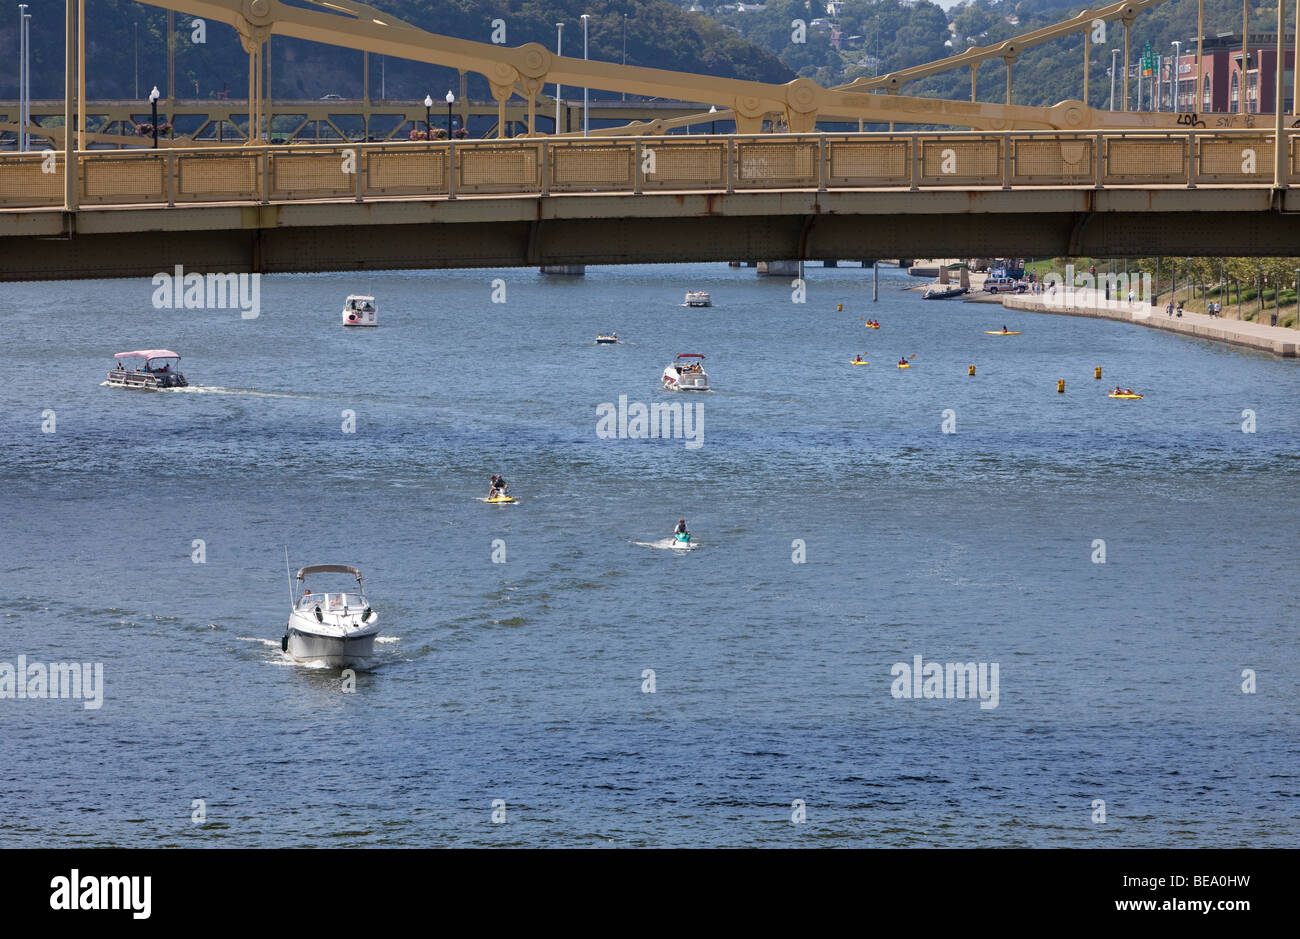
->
{"left": 0, "top": 129, "right": 1295, "bottom": 210}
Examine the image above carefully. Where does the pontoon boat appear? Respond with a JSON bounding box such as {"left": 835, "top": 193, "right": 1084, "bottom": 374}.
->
{"left": 683, "top": 290, "right": 712, "bottom": 308}
{"left": 596, "top": 333, "right": 619, "bottom": 344}
{"left": 662, "top": 353, "right": 710, "bottom": 391}
{"left": 106, "top": 350, "right": 188, "bottom": 389}
{"left": 283, "top": 564, "right": 381, "bottom": 667}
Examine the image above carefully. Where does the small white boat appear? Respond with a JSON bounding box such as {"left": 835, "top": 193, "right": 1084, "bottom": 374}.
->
{"left": 283, "top": 564, "right": 381, "bottom": 667}
{"left": 662, "top": 352, "right": 710, "bottom": 391}
{"left": 106, "top": 350, "right": 188, "bottom": 389}
{"left": 595, "top": 333, "right": 620, "bottom": 344}
{"left": 342, "top": 295, "right": 377, "bottom": 327}
{"left": 683, "top": 290, "right": 712, "bottom": 308}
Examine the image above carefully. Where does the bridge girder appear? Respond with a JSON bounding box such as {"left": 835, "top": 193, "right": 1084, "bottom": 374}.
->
{"left": 128, "top": 0, "right": 1255, "bottom": 138}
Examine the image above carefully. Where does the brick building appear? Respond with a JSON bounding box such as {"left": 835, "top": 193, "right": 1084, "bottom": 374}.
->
{"left": 1164, "top": 32, "right": 1296, "bottom": 113}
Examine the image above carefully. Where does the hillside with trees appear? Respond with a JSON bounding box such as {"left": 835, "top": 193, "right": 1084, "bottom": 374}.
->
{"left": 0, "top": 0, "right": 793, "bottom": 103}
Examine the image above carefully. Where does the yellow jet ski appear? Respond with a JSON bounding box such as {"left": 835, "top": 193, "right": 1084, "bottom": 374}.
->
{"left": 483, "top": 493, "right": 517, "bottom": 503}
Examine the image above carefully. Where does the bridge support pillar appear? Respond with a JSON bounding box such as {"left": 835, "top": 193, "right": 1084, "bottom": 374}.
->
{"left": 757, "top": 260, "right": 799, "bottom": 276}
{"left": 540, "top": 265, "right": 585, "bottom": 275}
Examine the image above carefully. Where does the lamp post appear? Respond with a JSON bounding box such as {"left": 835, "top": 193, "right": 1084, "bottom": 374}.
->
{"left": 1110, "top": 48, "right": 1120, "bottom": 110}
{"left": 622, "top": 13, "right": 627, "bottom": 102}
{"left": 1170, "top": 40, "right": 1181, "bottom": 110}
{"left": 149, "top": 86, "right": 160, "bottom": 148}
{"left": 555, "top": 23, "right": 563, "bottom": 134}
{"left": 709, "top": 105, "right": 717, "bottom": 134}
{"left": 581, "top": 13, "right": 590, "bottom": 137}
{"left": 20, "top": 6, "right": 31, "bottom": 151}
{"left": 445, "top": 90, "right": 454, "bottom": 139}
{"left": 18, "top": 4, "right": 27, "bottom": 152}
{"left": 424, "top": 94, "right": 432, "bottom": 138}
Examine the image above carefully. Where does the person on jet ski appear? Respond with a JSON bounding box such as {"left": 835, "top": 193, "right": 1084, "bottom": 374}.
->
{"left": 488, "top": 474, "right": 509, "bottom": 499}
{"left": 674, "top": 518, "right": 689, "bottom": 538}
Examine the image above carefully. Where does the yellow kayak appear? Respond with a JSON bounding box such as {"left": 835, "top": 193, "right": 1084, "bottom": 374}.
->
{"left": 483, "top": 495, "right": 517, "bottom": 503}
{"left": 897, "top": 363, "right": 910, "bottom": 369}
{"left": 865, "top": 324, "right": 880, "bottom": 329}
{"left": 985, "top": 330, "right": 1020, "bottom": 335}
{"left": 849, "top": 360, "right": 869, "bottom": 365}
{"left": 1108, "top": 393, "right": 1143, "bottom": 399}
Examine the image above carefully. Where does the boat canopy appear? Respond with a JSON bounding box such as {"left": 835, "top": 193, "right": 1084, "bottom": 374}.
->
{"left": 296, "top": 564, "right": 363, "bottom": 585}
{"left": 675, "top": 353, "right": 705, "bottom": 359}
{"left": 115, "top": 349, "right": 180, "bottom": 361}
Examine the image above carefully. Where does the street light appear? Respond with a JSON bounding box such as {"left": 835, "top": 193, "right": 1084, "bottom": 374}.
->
{"left": 424, "top": 94, "right": 433, "bottom": 138}
{"left": 622, "top": 13, "right": 628, "bottom": 103}
{"left": 1170, "top": 40, "right": 1182, "bottom": 110}
{"left": 581, "top": 13, "right": 590, "bottom": 137}
{"left": 709, "top": 105, "right": 717, "bottom": 135}
{"left": 1110, "top": 48, "right": 1120, "bottom": 110}
{"left": 555, "top": 23, "right": 564, "bottom": 134}
{"left": 20, "top": 6, "right": 31, "bottom": 151}
{"left": 445, "top": 90, "right": 454, "bottom": 139}
{"left": 149, "top": 86, "right": 161, "bottom": 148}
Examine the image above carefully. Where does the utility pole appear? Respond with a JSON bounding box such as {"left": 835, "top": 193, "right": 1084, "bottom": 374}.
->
{"left": 555, "top": 23, "right": 563, "bottom": 134}
{"left": 581, "top": 13, "right": 590, "bottom": 137}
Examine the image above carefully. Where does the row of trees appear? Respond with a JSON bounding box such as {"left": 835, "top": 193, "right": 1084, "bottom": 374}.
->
{"left": 1138, "top": 256, "right": 1300, "bottom": 321}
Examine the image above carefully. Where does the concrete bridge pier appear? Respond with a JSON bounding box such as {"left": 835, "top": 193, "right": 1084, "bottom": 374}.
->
{"left": 757, "top": 260, "right": 800, "bottom": 276}
{"left": 540, "top": 265, "right": 585, "bottom": 275}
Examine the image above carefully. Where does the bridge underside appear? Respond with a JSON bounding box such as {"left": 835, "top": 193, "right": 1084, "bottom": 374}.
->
{"left": 2, "top": 189, "right": 1298, "bottom": 281}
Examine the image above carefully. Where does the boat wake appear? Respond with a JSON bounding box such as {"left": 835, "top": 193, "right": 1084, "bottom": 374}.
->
{"left": 235, "top": 635, "right": 394, "bottom": 670}
{"left": 633, "top": 536, "right": 698, "bottom": 551}
{"left": 167, "top": 386, "right": 308, "bottom": 398}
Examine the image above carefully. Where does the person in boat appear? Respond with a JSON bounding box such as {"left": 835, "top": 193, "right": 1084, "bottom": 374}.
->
{"left": 674, "top": 518, "right": 689, "bottom": 538}
{"left": 853, "top": 354, "right": 864, "bottom": 363}
{"left": 1002, "top": 325, "right": 1008, "bottom": 333}
{"left": 1124, "top": 388, "right": 1134, "bottom": 395}
{"left": 488, "top": 474, "right": 509, "bottom": 499}
{"left": 898, "top": 356, "right": 908, "bottom": 366}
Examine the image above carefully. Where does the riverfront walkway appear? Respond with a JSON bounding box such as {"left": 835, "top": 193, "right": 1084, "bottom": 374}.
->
{"left": 1002, "top": 294, "right": 1300, "bottom": 357}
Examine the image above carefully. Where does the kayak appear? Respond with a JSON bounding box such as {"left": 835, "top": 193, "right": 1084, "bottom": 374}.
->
{"left": 985, "top": 330, "right": 1020, "bottom": 335}
{"left": 849, "top": 360, "right": 869, "bottom": 365}
{"left": 865, "top": 324, "right": 880, "bottom": 329}
{"left": 483, "top": 494, "right": 517, "bottom": 503}
{"left": 897, "top": 363, "right": 910, "bottom": 369}
{"left": 1108, "top": 393, "right": 1143, "bottom": 399}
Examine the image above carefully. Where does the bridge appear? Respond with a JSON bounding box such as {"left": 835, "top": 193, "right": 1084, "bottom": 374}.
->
{"left": 2, "top": 0, "right": 1297, "bottom": 280}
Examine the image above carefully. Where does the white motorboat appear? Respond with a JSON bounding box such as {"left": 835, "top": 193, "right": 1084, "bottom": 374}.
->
{"left": 105, "top": 350, "right": 188, "bottom": 389}
{"left": 595, "top": 332, "right": 620, "bottom": 344}
{"left": 662, "top": 352, "right": 710, "bottom": 391}
{"left": 282, "top": 564, "right": 381, "bottom": 667}
{"left": 342, "top": 295, "right": 377, "bottom": 327}
{"left": 683, "top": 290, "right": 712, "bottom": 307}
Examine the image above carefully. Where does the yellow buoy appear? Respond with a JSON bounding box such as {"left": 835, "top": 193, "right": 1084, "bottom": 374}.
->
{"left": 1095, "top": 366, "right": 1102, "bottom": 380}
{"left": 968, "top": 365, "right": 976, "bottom": 376}
{"left": 1057, "top": 379, "right": 1065, "bottom": 393}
